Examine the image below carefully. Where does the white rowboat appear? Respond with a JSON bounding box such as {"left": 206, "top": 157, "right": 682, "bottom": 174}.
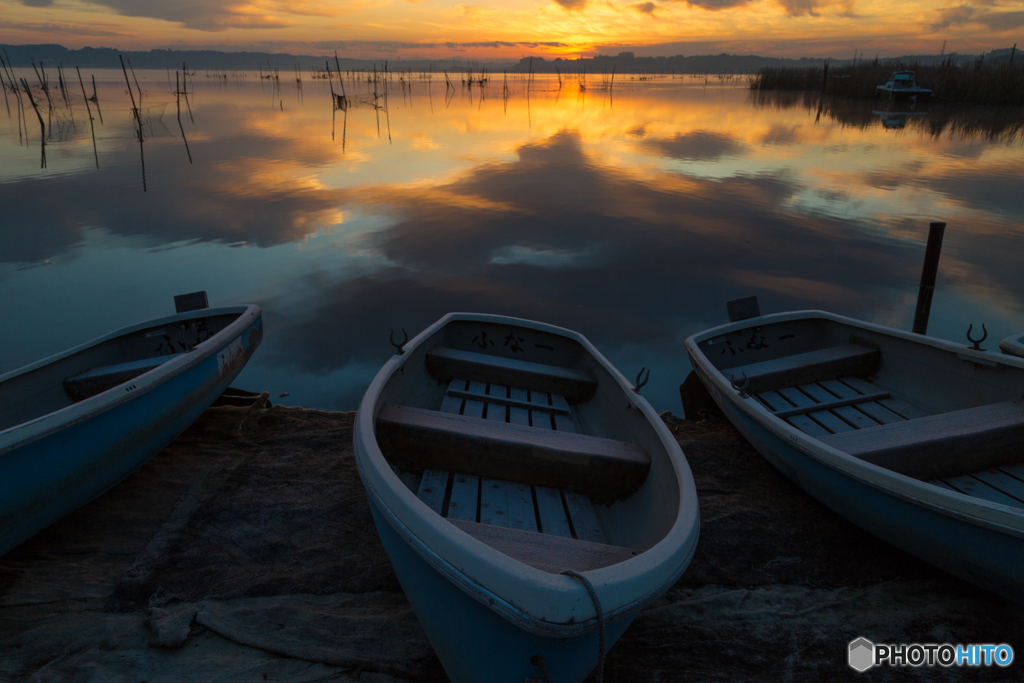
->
{"left": 355, "top": 313, "right": 700, "bottom": 683}
{"left": 687, "top": 310, "right": 1024, "bottom": 600}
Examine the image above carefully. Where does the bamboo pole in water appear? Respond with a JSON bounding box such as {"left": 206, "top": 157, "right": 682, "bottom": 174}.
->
{"left": 76, "top": 66, "right": 98, "bottom": 168}
{"left": 20, "top": 78, "right": 46, "bottom": 168}
{"left": 120, "top": 54, "right": 146, "bottom": 192}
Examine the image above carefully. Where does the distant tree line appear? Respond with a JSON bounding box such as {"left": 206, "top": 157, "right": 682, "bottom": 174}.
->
{"left": 1, "top": 43, "right": 1016, "bottom": 75}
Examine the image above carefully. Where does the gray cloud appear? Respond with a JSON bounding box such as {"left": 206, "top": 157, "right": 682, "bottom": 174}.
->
{"left": 552, "top": 0, "right": 588, "bottom": 10}
{"left": 931, "top": 6, "right": 1024, "bottom": 30}
{"left": 678, "top": 0, "right": 753, "bottom": 10}
{"left": 19, "top": 0, "right": 291, "bottom": 31}
{"left": 634, "top": 2, "right": 658, "bottom": 14}
{"left": 643, "top": 131, "right": 747, "bottom": 161}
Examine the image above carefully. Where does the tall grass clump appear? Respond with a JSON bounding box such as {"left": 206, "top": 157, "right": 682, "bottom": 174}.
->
{"left": 751, "top": 58, "right": 1024, "bottom": 105}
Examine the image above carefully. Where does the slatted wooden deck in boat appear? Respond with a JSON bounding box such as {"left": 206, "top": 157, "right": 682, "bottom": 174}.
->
{"left": 356, "top": 313, "right": 699, "bottom": 683}
{"left": 687, "top": 310, "right": 1024, "bottom": 602}
{"left": 752, "top": 375, "right": 927, "bottom": 439}
{"left": 931, "top": 464, "right": 1024, "bottom": 511}
{"left": 414, "top": 379, "right": 608, "bottom": 544}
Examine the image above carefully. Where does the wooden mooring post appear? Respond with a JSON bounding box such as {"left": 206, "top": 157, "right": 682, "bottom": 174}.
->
{"left": 912, "top": 222, "right": 946, "bottom": 335}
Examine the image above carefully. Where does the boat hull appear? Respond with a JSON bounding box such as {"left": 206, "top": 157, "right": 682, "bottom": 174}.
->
{"left": 0, "top": 314, "right": 262, "bottom": 556}
{"left": 367, "top": 495, "right": 635, "bottom": 683}
{"left": 355, "top": 312, "right": 699, "bottom": 683}
{"left": 690, "top": 351, "right": 1024, "bottom": 600}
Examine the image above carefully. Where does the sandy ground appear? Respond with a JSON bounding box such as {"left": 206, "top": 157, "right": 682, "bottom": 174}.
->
{"left": 2, "top": 403, "right": 1021, "bottom": 682}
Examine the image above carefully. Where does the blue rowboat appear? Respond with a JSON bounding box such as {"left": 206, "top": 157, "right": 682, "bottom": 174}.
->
{"left": 0, "top": 304, "right": 263, "bottom": 556}
{"left": 686, "top": 310, "right": 1024, "bottom": 601}
{"left": 355, "top": 313, "right": 699, "bottom": 683}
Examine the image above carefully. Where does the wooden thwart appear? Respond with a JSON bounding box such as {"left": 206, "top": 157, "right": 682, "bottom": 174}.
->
{"left": 727, "top": 344, "right": 881, "bottom": 395}
{"left": 820, "top": 400, "right": 1024, "bottom": 480}
{"left": 63, "top": 354, "right": 180, "bottom": 402}
{"left": 426, "top": 347, "right": 597, "bottom": 403}
{"left": 448, "top": 519, "right": 638, "bottom": 573}
{"left": 378, "top": 403, "right": 649, "bottom": 502}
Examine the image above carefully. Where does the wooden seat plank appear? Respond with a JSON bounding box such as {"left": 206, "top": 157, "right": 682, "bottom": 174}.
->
{"left": 426, "top": 347, "right": 597, "bottom": 403}
{"left": 563, "top": 491, "right": 606, "bottom": 543}
{"left": 770, "top": 388, "right": 832, "bottom": 437}
{"left": 479, "top": 478, "right": 511, "bottom": 527}
{"left": 417, "top": 469, "right": 449, "bottom": 515}
{"left": 725, "top": 344, "right": 881, "bottom": 395}
{"left": 796, "top": 384, "right": 856, "bottom": 434}
{"left": 820, "top": 400, "right": 1024, "bottom": 480}
{"left": 447, "top": 519, "right": 639, "bottom": 573}
{"left": 63, "top": 354, "right": 181, "bottom": 402}
{"left": 447, "top": 473, "right": 480, "bottom": 521}
{"left": 507, "top": 482, "right": 538, "bottom": 532}
{"left": 972, "top": 469, "right": 1024, "bottom": 504}
{"left": 942, "top": 475, "right": 1024, "bottom": 510}
{"left": 463, "top": 381, "right": 487, "bottom": 419}
{"left": 376, "top": 404, "right": 650, "bottom": 503}
{"left": 535, "top": 486, "right": 572, "bottom": 538}
{"left": 508, "top": 387, "right": 530, "bottom": 426}
{"left": 929, "top": 479, "right": 959, "bottom": 492}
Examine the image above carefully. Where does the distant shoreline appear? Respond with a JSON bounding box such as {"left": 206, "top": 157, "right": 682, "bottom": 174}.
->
{"left": 2, "top": 43, "right": 1014, "bottom": 75}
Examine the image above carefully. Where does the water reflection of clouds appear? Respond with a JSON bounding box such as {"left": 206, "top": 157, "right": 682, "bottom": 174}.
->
{"left": 642, "top": 130, "right": 748, "bottom": 161}
{"left": 266, "top": 131, "right": 921, "bottom": 393}
{"left": 4, "top": 80, "right": 1023, "bottom": 410}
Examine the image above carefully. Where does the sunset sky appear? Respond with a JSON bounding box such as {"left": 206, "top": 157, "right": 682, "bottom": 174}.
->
{"left": 1, "top": 0, "right": 1022, "bottom": 60}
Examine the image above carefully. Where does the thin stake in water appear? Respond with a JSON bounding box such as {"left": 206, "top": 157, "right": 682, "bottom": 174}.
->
{"left": 76, "top": 66, "right": 98, "bottom": 168}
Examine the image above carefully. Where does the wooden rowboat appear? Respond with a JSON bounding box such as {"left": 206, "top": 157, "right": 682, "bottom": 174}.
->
{"left": 0, "top": 304, "right": 263, "bottom": 556}
{"left": 1000, "top": 332, "right": 1024, "bottom": 358}
{"left": 686, "top": 310, "right": 1024, "bottom": 600}
{"left": 354, "top": 313, "right": 699, "bottom": 683}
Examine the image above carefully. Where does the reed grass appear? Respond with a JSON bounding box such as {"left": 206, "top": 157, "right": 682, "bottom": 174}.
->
{"left": 751, "top": 58, "right": 1024, "bottom": 105}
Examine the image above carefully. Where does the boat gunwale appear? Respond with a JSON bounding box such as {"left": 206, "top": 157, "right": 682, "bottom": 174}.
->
{"left": 0, "top": 305, "right": 261, "bottom": 455}
{"left": 999, "top": 332, "right": 1024, "bottom": 359}
{"left": 685, "top": 309, "right": 1024, "bottom": 539}
{"left": 354, "top": 312, "right": 701, "bottom": 635}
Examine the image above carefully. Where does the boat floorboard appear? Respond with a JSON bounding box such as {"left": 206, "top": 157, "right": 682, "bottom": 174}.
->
{"left": 753, "top": 375, "right": 1024, "bottom": 511}
{"left": 412, "top": 379, "right": 608, "bottom": 544}
{"left": 754, "top": 376, "right": 928, "bottom": 439}
{"left": 931, "top": 466, "right": 1024, "bottom": 511}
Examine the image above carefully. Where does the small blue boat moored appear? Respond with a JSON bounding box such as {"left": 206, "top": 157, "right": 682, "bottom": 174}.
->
{"left": 0, "top": 302, "right": 263, "bottom": 556}
{"left": 876, "top": 70, "right": 933, "bottom": 101}
{"left": 687, "top": 310, "right": 1024, "bottom": 601}
{"left": 355, "top": 313, "right": 700, "bottom": 683}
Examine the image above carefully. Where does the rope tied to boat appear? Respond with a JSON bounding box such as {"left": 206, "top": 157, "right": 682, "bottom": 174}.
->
{"left": 530, "top": 569, "right": 606, "bottom": 683}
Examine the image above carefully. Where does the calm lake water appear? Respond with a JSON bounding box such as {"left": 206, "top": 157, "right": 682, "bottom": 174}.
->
{"left": 2, "top": 70, "right": 1023, "bottom": 412}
